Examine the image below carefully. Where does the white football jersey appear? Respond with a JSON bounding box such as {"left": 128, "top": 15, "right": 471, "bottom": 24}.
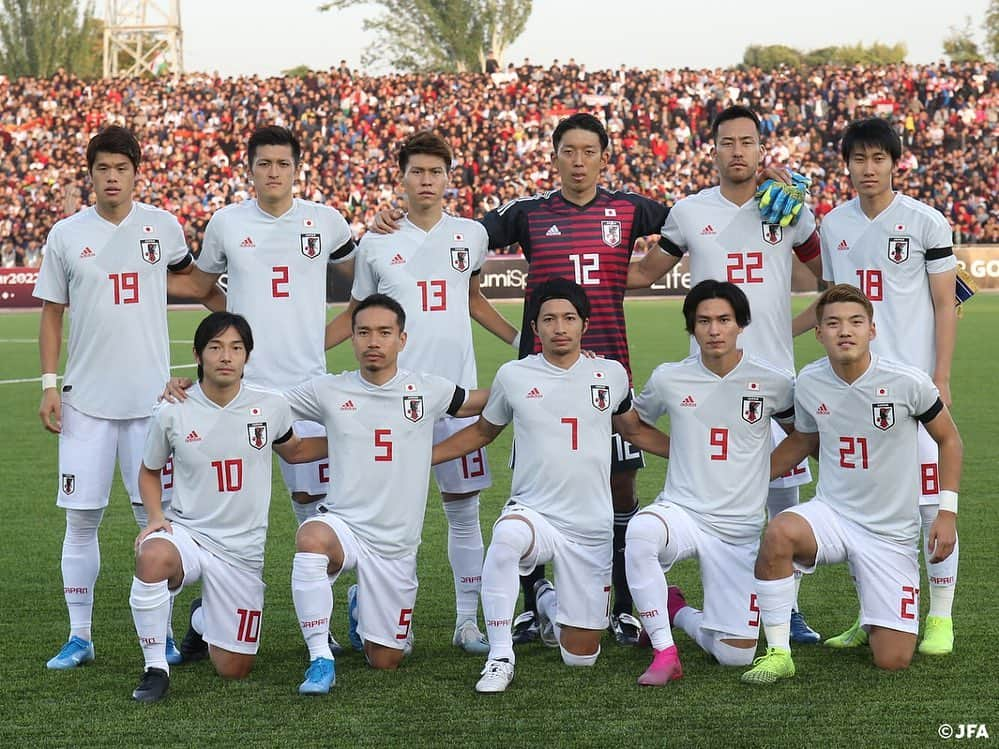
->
{"left": 197, "top": 199, "right": 354, "bottom": 391}
{"left": 33, "top": 203, "right": 191, "bottom": 419}
{"left": 351, "top": 214, "right": 488, "bottom": 388}
{"left": 660, "top": 187, "right": 818, "bottom": 372}
{"left": 283, "top": 369, "right": 463, "bottom": 558}
{"left": 794, "top": 355, "right": 942, "bottom": 543}
{"left": 143, "top": 384, "right": 294, "bottom": 571}
{"left": 482, "top": 354, "right": 631, "bottom": 545}
{"left": 635, "top": 353, "right": 795, "bottom": 545}
{"left": 820, "top": 194, "right": 956, "bottom": 375}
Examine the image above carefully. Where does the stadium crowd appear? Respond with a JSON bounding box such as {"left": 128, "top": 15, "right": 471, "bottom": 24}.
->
{"left": 2, "top": 59, "right": 997, "bottom": 266}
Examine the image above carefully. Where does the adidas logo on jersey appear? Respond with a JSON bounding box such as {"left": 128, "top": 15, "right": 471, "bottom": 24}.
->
{"left": 681, "top": 395, "right": 696, "bottom": 407}
{"left": 526, "top": 387, "right": 543, "bottom": 399}
{"left": 80, "top": 246, "right": 95, "bottom": 258}
{"left": 700, "top": 225, "right": 716, "bottom": 235}
{"left": 185, "top": 430, "right": 202, "bottom": 442}
{"left": 340, "top": 400, "right": 357, "bottom": 411}
{"left": 545, "top": 225, "right": 562, "bottom": 237}
{"left": 837, "top": 239, "right": 849, "bottom": 251}
{"left": 816, "top": 403, "right": 830, "bottom": 415}
{"left": 240, "top": 236, "right": 255, "bottom": 248}
{"left": 391, "top": 253, "right": 406, "bottom": 265}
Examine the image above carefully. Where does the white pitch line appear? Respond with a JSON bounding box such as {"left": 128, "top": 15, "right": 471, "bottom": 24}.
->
{"left": 0, "top": 363, "right": 197, "bottom": 386}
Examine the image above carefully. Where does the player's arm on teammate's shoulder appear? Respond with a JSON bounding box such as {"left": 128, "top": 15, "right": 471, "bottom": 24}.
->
{"left": 792, "top": 297, "right": 820, "bottom": 337}
{"left": 38, "top": 300, "right": 66, "bottom": 433}
{"left": 370, "top": 208, "right": 404, "bottom": 234}
{"left": 432, "top": 416, "right": 503, "bottom": 466}
{"left": 469, "top": 274, "right": 519, "bottom": 346}
{"left": 626, "top": 234, "right": 680, "bottom": 289}
{"left": 325, "top": 297, "right": 360, "bottom": 350}
{"left": 135, "top": 463, "right": 172, "bottom": 548}
{"left": 928, "top": 267, "right": 958, "bottom": 407}
{"left": 922, "top": 400, "right": 963, "bottom": 562}
{"left": 769, "top": 429, "right": 818, "bottom": 480}
{"left": 613, "top": 408, "right": 669, "bottom": 458}
{"left": 160, "top": 376, "right": 194, "bottom": 403}
{"left": 166, "top": 264, "right": 226, "bottom": 311}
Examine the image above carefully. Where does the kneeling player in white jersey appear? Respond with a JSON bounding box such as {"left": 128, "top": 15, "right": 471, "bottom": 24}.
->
{"left": 34, "top": 127, "right": 195, "bottom": 669}
{"left": 432, "top": 279, "right": 669, "bottom": 693}
{"left": 288, "top": 294, "right": 487, "bottom": 695}
{"left": 818, "top": 118, "right": 961, "bottom": 655}
{"left": 130, "top": 312, "right": 325, "bottom": 702}
{"left": 742, "top": 284, "right": 962, "bottom": 684}
{"left": 325, "top": 132, "right": 519, "bottom": 654}
{"left": 626, "top": 279, "right": 795, "bottom": 686}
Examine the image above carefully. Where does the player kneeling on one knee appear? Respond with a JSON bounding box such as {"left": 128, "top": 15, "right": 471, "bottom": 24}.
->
{"left": 431, "top": 279, "right": 670, "bottom": 693}
{"left": 742, "top": 284, "right": 962, "bottom": 685}
{"left": 288, "top": 295, "right": 488, "bottom": 695}
{"left": 624, "top": 280, "right": 792, "bottom": 685}
{"left": 130, "top": 312, "right": 326, "bottom": 703}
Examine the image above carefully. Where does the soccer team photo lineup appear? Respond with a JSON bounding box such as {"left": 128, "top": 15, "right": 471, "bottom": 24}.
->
{"left": 16, "top": 102, "right": 982, "bottom": 707}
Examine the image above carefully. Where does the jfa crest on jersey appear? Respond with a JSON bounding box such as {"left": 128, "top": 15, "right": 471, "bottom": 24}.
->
{"left": 450, "top": 246, "right": 470, "bottom": 272}
{"left": 301, "top": 233, "right": 322, "bottom": 259}
{"left": 140, "top": 238, "right": 161, "bottom": 264}
{"left": 601, "top": 220, "right": 622, "bottom": 247}
{"left": 247, "top": 421, "right": 268, "bottom": 449}
{"left": 762, "top": 223, "right": 782, "bottom": 246}
{"left": 742, "top": 396, "right": 764, "bottom": 424}
{"left": 888, "top": 237, "right": 909, "bottom": 264}
{"left": 873, "top": 402, "right": 895, "bottom": 431}
{"left": 403, "top": 395, "right": 424, "bottom": 422}
{"left": 62, "top": 473, "right": 76, "bottom": 495}
{"left": 591, "top": 384, "right": 610, "bottom": 411}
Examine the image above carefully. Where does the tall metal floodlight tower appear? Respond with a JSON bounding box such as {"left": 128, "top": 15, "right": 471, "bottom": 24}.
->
{"left": 103, "top": 1, "right": 184, "bottom": 78}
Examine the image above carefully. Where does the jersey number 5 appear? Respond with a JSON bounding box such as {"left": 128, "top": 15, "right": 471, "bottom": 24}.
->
{"left": 374, "top": 429, "right": 393, "bottom": 462}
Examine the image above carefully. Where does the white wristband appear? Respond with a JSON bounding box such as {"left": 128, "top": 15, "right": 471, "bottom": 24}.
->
{"left": 937, "top": 490, "right": 958, "bottom": 514}
{"left": 511, "top": 331, "right": 521, "bottom": 350}
{"left": 41, "top": 373, "right": 59, "bottom": 391}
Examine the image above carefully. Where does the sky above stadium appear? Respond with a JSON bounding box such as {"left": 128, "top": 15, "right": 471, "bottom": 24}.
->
{"left": 181, "top": 0, "right": 992, "bottom": 77}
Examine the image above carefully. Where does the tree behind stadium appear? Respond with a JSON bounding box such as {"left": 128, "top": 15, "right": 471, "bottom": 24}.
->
{"left": 319, "top": 0, "right": 532, "bottom": 72}
{"left": 0, "top": 0, "right": 102, "bottom": 78}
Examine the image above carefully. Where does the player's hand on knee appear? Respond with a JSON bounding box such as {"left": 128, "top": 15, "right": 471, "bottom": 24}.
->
{"left": 370, "top": 209, "right": 403, "bottom": 235}
{"left": 38, "top": 389, "right": 62, "bottom": 433}
{"left": 927, "top": 512, "right": 957, "bottom": 563}
{"left": 135, "top": 517, "right": 173, "bottom": 551}
{"left": 160, "top": 377, "right": 194, "bottom": 403}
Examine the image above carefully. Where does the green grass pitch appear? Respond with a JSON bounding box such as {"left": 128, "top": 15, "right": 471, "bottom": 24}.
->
{"left": 1, "top": 296, "right": 996, "bottom": 747}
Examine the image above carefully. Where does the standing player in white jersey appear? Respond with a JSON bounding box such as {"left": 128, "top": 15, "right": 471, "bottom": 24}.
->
{"left": 742, "top": 284, "right": 962, "bottom": 684}
{"left": 818, "top": 118, "right": 960, "bottom": 655}
{"left": 626, "top": 280, "right": 795, "bottom": 686}
{"left": 288, "top": 294, "right": 487, "bottom": 695}
{"left": 324, "top": 132, "right": 518, "bottom": 654}
{"left": 34, "top": 126, "right": 195, "bottom": 670}
{"left": 168, "top": 126, "right": 356, "bottom": 526}
{"left": 129, "top": 312, "right": 326, "bottom": 702}
{"left": 626, "top": 105, "right": 825, "bottom": 643}
{"left": 431, "top": 278, "right": 670, "bottom": 693}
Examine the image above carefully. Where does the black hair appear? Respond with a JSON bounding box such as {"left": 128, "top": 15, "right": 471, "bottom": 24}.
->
{"left": 840, "top": 117, "right": 901, "bottom": 163}
{"left": 710, "top": 105, "right": 761, "bottom": 141}
{"left": 682, "top": 279, "right": 752, "bottom": 334}
{"left": 86, "top": 126, "right": 141, "bottom": 171}
{"left": 352, "top": 293, "right": 407, "bottom": 331}
{"left": 528, "top": 277, "right": 591, "bottom": 323}
{"left": 193, "top": 311, "right": 254, "bottom": 381}
{"left": 248, "top": 125, "right": 302, "bottom": 166}
{"left": 398, "top": 130, "right": 453, "bottom": 173}
{"left": 552, "top": 112, "right": 609, "bottom": 152}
